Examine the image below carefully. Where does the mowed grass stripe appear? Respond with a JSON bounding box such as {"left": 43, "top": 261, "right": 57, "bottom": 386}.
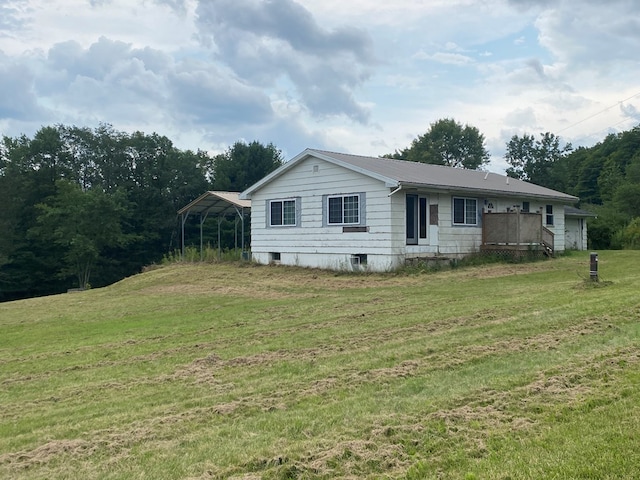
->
{"left": 1, "top": 251, "right": 639, "bottom": 479}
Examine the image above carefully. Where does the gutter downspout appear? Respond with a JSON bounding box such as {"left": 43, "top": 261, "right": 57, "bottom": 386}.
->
{"left": 388, "top": 184, "right": 403, "bottom": 197}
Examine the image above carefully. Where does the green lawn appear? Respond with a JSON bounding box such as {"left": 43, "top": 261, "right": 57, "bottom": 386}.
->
{"left": 1, "top": 251, "right": 639, "bottom": 479}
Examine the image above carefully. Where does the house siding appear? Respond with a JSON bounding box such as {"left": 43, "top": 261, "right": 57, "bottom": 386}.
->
{"left": 565, "top": 217, "right": 588, "bottom": 250}
{"left": 396, "top": 192, "right": 568, "bottom": 259}
{"left": 249, "top": 157, "right": 403, "bottom": 271}
{"left": 246, "top": 153, "right": 573, "bottom": 271}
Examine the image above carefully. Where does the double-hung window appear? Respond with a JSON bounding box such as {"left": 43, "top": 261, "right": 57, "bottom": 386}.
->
{"left": 453, "top": 197, "right": 478, "bottom": 226}
{"left": 328, "top": 194, "right": 360, "bottom": 225}
{"left": 270, "top": 199, "right": 296, "bottom": 226}
{"left": 545, "top": 204, "right": 554, "bottom": 225}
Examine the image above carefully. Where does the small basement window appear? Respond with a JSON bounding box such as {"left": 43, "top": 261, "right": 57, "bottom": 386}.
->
{"left": 351, "top": 254, "right": 367, "bottom": 266}
{"left": 269, "top": 252, "right": 281, "bottom": 264}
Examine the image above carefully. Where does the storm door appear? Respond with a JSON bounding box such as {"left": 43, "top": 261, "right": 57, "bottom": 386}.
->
{"left": 406, "top": 194, "right": 428, "bottom": 245}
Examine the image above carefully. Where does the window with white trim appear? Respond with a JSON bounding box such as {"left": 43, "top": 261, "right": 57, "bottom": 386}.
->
{"left": 545, "top": 204, "right": 554, "bottom": 225}
{"left": 269, "top": 199, "right": 296, "bottom": 226}
{"left": 453, "top": 197, "right": 478, "bottom": 225}
{"left": 328, "top": 194, "right": 360, "bottom": 225}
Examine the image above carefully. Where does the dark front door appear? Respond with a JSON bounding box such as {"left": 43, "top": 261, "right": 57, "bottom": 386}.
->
{"left": 406, "top": 194, "right": 418, "bottom": 244}
{"left": 407, "top": 194, "right": 429, "bottom": 245}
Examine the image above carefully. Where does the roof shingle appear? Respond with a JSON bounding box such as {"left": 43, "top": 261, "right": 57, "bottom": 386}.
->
{"left": 309, "top": 149, "right": 577, "bottom": 201}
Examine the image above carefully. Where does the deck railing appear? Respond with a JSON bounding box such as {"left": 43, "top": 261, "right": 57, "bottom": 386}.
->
{"left": 482, "top": 211, "right": 554, "bottom": 255}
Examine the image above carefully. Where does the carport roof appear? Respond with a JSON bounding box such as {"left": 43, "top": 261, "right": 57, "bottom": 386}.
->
{"left": 178, "top": 191, "right": 251, "bottom": 216}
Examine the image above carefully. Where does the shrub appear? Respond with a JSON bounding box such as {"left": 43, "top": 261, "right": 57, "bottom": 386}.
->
{"left": 162, "top": 246, "right": 248, "bottom": 264}
{"left": 614, "top": 217, "right": 640, "bottom": 249}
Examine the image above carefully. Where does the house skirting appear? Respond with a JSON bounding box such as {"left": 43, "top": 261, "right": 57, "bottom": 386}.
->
{"left": 481, "top": 244, "right": 551, "bottom": 258}
{"left": 250, "top": 251, "right": 404, "bottom": 272}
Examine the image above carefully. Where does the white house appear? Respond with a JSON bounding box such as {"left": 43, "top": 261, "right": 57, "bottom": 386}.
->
{"left": 240, "top": 149, "right": 583, "bottom": 271}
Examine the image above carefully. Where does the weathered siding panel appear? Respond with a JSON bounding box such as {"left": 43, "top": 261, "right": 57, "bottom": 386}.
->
{"left": 435, "top": 193, "right": 481, "bottom": 257}
{"left": 565, "top": 217, "right": 588, "bottom": 251}
{"left": 249, "top": 157, "right": 403, "bottom": 270}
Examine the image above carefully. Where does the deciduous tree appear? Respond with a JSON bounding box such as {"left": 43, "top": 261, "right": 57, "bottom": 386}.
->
{"left": 504, "top": 132, "right": 572, "bottom": 188}
{"left": 388, "top": 118, "right": 490, "bottom": 170}
{"left": 211, "top": 141, "right": 284, "bottom": 191}
{"left": 31, "top": 180, "right": 131, "bottom": 289}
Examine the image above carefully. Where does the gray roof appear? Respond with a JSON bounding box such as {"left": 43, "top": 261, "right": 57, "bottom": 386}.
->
{"left": 564, "top": 206, "right": 596, "bottom": 217}
{"left": 242, "top": 148, "right": 579, "bottom": 202}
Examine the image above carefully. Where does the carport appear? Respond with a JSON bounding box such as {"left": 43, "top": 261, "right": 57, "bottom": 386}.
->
{"left": 178, "top": 191, "right": 251, "bottom": 259}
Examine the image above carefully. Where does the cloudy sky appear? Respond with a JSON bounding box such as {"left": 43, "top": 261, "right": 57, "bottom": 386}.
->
{"left": 2, "top": 0, "right": 639, "bottom": 172}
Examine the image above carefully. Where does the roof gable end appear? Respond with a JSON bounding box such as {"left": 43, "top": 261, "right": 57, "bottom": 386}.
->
{"left": 240, "top": 149, "right": 397, "bottom": 198}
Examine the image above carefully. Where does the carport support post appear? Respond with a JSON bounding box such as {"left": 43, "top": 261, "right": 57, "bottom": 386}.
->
{"left": 199, "top": 211, "right": 209, "bottom": 262}
{"left": 241, "top": 207, "right": 245, "bottom": 255}
{"left": 218, "top": 216, "right": 222, "bottom": 259}
{"left": 590, "top": 252, "right": 598, "bottom": 282}
{"left": 232, "top": 205, "right": 246, "bottom": 259}
{"left": 200, "top": 213, "right": 204, "bottom": 261}
{"left": 234, "top": 216, "right": 239, "bottom": 250}
{"left": 180, "top": 212, "right": 187, "bottom": 260}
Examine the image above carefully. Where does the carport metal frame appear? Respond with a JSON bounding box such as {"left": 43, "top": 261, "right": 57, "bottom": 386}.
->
{"left": 177, "top": 191, "right": 251, "bottom": 260}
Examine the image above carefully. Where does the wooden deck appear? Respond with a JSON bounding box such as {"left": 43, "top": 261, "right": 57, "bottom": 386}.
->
{"left": 481, "top": 211, "right": 554, "bottom": 256}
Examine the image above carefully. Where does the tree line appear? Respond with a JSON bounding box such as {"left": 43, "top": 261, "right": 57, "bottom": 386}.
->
{"left": 502, "top": 126, "right": 640, "bottom": 251}
{"left": 1, "top": 120, "right": 639, "bottom": 301}
{"left": 0, "top": 124, "right": 282, "bottom": 301}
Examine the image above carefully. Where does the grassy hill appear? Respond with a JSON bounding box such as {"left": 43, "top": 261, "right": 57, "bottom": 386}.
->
{"left": 1, "top": 251, "right": 639, "bottom": 479}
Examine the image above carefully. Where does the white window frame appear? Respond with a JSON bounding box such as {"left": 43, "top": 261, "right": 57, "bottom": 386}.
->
{"left": 545, "top": 204, "right": 554, "bottom": 226}
{"left": 453, "top": 197, "right": 478, "bottom": 226}
{"left": 269, "top": 199, "right": 297, "bottom": 227}
{"left": 327, "top": 194, "right": 360, "bottom": 225}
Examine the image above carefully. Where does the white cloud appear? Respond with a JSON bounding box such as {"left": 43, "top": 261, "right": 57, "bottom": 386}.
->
{"left": 431, "top": 52, "right": 475, "bottom": 66}
{"left": 504, "top": 107, "right": 537, "bottom": 128}
{"left": 0, "top": 53, "right": 48, "bottom": 121}
{"left": 536, "top": 1, "right": 640, "bottom": 69}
